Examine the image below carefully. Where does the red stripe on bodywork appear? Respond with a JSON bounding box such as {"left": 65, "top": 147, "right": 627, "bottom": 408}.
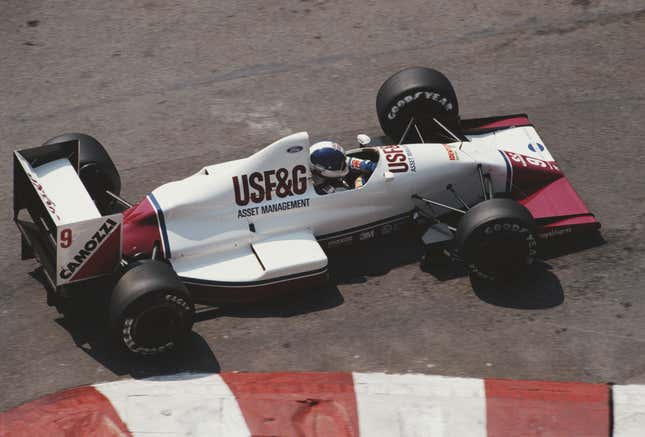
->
{"left": 70, "top": 224, "right": 121, "bottom": 282}
{"left": 221, "top": 372, "right": 359, "bottom": 437}
{"left": 122, "top": 198, "right": 162, "bottom": 258}
{"left": 0, "top": 386, "right": 130, "bottom": 437}
{"left": 503, "top": 150, "right": 563, "bottom": 197}
{"left": 485, "top": 379, "right": 610, "bottom": 437}
{"left": 473, "top": 115, "right": 531, "bottom": 130}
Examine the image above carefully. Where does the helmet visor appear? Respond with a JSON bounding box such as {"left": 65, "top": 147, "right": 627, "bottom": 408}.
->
{"left": 311, "top": 146, "right": 348, "bottom": 178}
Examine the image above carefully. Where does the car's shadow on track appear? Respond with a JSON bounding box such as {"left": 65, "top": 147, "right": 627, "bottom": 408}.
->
{"left": 332, "top": 232, "right": 566, "bottom": 310}
{"left": 416, "top": 249, "right": 566, "bottom": 309}
{"left": 193, "top": 285, "right": 345, "bottom": 321}
{"left": 42, "top": 272, "right": 344, "bottom": 378}
{"left": 34, "top": 273, "right": 220, "bottom": 379}
{"left": 54, "top": 308, "right": 222, "bottom": 378}
{"left": 332, "top": 230, "right": 606, "bottom": 310}
{"left": 538, "top": 230, "right": 606, "bottom": 261}
{"left": 470, "top": 262, "right": 565, "bottom": 309}
{"left": 463, "top": 232, "right": 604, "bottom": 309}
{"left": 327, "top": 232, "right": 426, "bottom": 284}
{"left": 38, "top": 231, "right": 604, "bottom": 374}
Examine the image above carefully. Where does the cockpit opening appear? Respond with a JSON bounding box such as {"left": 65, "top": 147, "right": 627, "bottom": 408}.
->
{"left": 310, "top": 141, "right": 379, "bottom": 195}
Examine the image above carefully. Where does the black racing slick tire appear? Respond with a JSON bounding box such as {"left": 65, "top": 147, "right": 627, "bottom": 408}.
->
{"left": 454, "top": 199, "right": 537, "bottom": 281}
{"left": 376, "top": 67, "right": 460, "bottom": 143}
{"left": 43, "top": 133, "right": 121, "bottom": 214}
{"left": 109, "top": 261, "right": 194, "bottom": 356}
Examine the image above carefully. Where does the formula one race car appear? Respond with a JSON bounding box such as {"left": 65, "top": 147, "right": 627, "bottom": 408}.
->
{"left": 13, "top": 67, "right": 600, "bottom": 355}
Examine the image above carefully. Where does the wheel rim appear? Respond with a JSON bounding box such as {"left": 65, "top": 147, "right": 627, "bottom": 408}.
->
{"left": 476, "top": 236, "right": 529, "bottom": 272}
{"left": 465, "top": 220, "right": 534, "bottom": 276}
{"left": 133, "top": 306, "right": 179, "bottom": 347}
{"left": 123, "top": 301, "right": 185, "bottom": 354}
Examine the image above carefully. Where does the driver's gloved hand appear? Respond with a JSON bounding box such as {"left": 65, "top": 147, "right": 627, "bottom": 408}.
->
{"left": 357, "top": 134, "right": 371, "bottom": 147}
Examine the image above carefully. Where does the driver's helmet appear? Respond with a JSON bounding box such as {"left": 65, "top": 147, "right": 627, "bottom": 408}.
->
{"left": 309, "top": 141, "right": 349, "bottom": 179}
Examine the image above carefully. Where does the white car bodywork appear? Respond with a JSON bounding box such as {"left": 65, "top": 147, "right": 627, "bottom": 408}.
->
{"left": 14, "top": 117, "right": 597, "bottom": 301}
{"left": 145, "top": 126, "right": 551, "bottom": 289}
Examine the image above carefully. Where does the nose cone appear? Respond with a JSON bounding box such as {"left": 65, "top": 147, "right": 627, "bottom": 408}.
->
{"left": 122, "top": 196, "right": 163, "bottom": 258}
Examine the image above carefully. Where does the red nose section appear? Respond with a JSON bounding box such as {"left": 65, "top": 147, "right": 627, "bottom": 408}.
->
{"left": 122, "top": 196, "right": 163, "bottom": 258}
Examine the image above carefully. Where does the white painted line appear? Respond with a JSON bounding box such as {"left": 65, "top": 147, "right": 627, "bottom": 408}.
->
{"left": 353, "top": 373, "right": 487, "bottom": 437}
{"left": 613, "top": 384, "right": 645, "bottom": 437}
{"left": 94, "top": 372, "right": 250, "bottom": 437}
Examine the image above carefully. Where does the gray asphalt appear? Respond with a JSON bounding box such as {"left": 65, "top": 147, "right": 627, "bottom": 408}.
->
{"left": 1, "top": 0, "right": 645, "bottom": 411}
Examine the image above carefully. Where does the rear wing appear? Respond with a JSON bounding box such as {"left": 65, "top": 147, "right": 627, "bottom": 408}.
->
{"left": 14, "top": 141, "right": 122, "bottom": 290}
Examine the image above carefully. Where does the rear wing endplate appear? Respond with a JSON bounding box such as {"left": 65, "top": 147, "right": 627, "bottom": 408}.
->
{"left": 14, "top": 141, "right": 122, "bottom": 289}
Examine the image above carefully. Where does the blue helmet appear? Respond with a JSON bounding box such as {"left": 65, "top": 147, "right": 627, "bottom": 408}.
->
{"left": 310, "top": 141, "right": 349, "bottom": 179}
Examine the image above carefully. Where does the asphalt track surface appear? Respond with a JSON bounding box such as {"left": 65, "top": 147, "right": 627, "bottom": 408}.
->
{"left": 1, "top": 0, "right": 644, "bottom": 412}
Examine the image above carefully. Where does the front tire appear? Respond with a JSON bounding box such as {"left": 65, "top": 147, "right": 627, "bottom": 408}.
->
{"left": 109, "top": 261, "right": 194, "bottom": 356}
{"left": 454, "top": 199, "right": 537, "bottom": 280}
{"left": 376, "top": 67, "right": 460, "bottom": 143}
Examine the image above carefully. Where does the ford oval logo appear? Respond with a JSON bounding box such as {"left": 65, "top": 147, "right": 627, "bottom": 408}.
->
{"left": 287, "top": 146, "right": 303, "bottom": 153}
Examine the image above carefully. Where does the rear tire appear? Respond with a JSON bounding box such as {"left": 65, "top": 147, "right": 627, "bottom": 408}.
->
{"left": 454, "top": 199, "right": 537, "bottom": 280}
{"left": 376, "top": 67, "right": 460, "bottom": 143}
{"left": 109, "top": 261, "right": 194, "bottom": 356}
{"left": 43, "top": 133, "right": 121, "bottom": 213}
